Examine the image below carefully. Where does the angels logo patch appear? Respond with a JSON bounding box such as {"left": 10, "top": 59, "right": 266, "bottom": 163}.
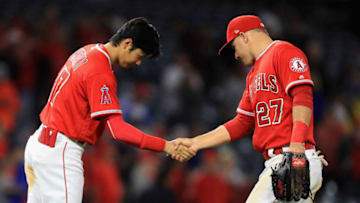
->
{"left": 289, "top": 57, "right": 308, "bottom": 73}
{"left": 101, "top": 85, "right": 112, "bottom": 104}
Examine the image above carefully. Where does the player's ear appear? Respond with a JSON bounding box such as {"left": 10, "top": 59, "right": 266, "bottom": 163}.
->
{"left": 239, "top": 32, "right": 248, "bottom": 43}
{"left": 121, "top": 38, "right": 133, "bottom": 50}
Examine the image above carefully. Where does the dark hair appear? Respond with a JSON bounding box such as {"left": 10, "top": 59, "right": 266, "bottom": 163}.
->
{"left": 110, "top": 17, "right": 160, "bottom": 58}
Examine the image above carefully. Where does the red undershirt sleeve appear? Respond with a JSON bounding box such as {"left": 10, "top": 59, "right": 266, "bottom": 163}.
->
{"left": 289, "top": 85, "right": 313, "bottom": 143}
{"left": 223, "top": 113, "right": 254, "bottom": 141}
{"left": 290, "top": 84, "right": 313, "bottom": 109}
{"left": 105, "top": 114, "right": 165, "bottom": 152}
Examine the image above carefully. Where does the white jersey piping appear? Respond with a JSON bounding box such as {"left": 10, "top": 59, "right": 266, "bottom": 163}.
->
{"left": 237, "top": 108, "right": 255, "bottom": 117}
{"left": 256, "top": 40, "right": 280, "bottom": 61}
{"left": 95, "top": 44, "right": 112, "bottom": 70}
{"left": 285, "top": 79, "right": 314, "bottom": 94}
{"left": 91, "top": 109, "right": 122, "bottom": 118}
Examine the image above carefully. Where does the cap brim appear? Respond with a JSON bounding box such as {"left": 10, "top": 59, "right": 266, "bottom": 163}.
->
{"left": 218, "top": 41, "right": 231, "bottom": 56}
{"left": 219, "top": 38, "right": 236, "bottom": 56}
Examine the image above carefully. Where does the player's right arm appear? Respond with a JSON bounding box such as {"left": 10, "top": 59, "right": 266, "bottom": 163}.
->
{"left": 105, "top": 114, "right": 195, "bottom": 161}
{"left": 105, "top": 114, "right": 165, "bottom": 151}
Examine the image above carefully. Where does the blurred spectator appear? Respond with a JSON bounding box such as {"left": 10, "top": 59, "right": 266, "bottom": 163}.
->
{"left": 73, "top": 14, "right": 111, "bottom": 48}
{"left": 349, "top": 127, "right": 360, "bottom": 199}
{"left": 0, "top": 64, "right": 20, "bottom": 161}
{"left": 167, "top": 161, "right": 189, "bottom": 202}
{"left": 34, "top": 5, "right": 70, "bottom": 111}
{"left": 160, "top": 53, "right": 204, "bottom": 127}
{"left": 138, "top": 159, "right": 178, "bottom": 203}
{"left": 217, "top": 146, "right": 253, "bottom": 203}
{"left": 0, "top": 148, "right": 27, "bottom": 203}
{"left": 129, "top": 151, "right": 162, "bottom": 201}
{"left": 315, "top": 102, "right": 348, "bottom": 177}
{"left": 259, "top": 10, "right": 283, "bottom": 39}
{"left": 0, "top": 64, "right": 21, "bottom": 135}
{"left": 185, "top": 149, "right": 231, "bottom": 203}
{"left": 83, "top": 138, "right": 124, "bottom": 203}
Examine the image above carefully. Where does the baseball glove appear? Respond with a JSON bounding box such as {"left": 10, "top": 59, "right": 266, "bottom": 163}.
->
{"left": 271, "top": 152, "right": 310, "bottom": 201}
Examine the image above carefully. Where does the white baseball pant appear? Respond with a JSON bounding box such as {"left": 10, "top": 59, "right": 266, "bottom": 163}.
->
{"left": 24, "top": 125, "right": 85, "bottom": 203}
{"left": 246, "top": 148, "right": 323, "bottom": 203}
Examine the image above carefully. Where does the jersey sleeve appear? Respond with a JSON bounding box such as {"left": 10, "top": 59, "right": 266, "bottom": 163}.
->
{"left": 236, "top": 85, "right": 255, "bottom": 117}
{"left": 275, "top": 45, "right": 314, "bottom": 95}
{"left": 86, "top": 73, "right": 122, "bottom": 119}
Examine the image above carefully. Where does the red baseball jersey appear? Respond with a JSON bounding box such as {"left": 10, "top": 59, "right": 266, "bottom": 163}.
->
{"left": 237, "top": 40, "right": 316, "bottom": 152}
{"left": 40, "top": 43, "right": 122, "bottom": 145}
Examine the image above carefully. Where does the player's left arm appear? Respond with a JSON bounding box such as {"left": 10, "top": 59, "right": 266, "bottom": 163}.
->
{"left": 274, "top": 84, "right": 313, "bottom": 201}
{"left": 289, "top": 84, "right": 313, "bottom": 153}
{"left": 275, "top": 44, "right": 314, "bottom": 154}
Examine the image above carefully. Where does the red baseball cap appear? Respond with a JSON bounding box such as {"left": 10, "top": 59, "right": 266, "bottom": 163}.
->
{"left": 218, "top": 15, "right": 265, "bottom": 55}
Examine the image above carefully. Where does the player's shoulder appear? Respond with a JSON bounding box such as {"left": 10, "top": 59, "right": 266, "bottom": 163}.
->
{"left": 77, "top": 43, "right": 113, "bottom": 74}
{"left": 272, "top": 40, "right": 306, "bottom": 59}
{"left": 273, "top": 41, "right": 304, "bottom": 53}
{"left": 67, "top": 44, "right": 114, "bottom": 84}
{"left": 86, "top": 44, "right": 112, "bottom": 66}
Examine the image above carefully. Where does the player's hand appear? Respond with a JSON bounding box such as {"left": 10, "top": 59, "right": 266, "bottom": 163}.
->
{"left": 164, "top": 139, "right": 196, "bottom": 162}
{"left": 170, "top": 138, "right": 198, "bottom": 161}
{"left": 316, "top": 150, "right": 328, "bottom": 167}
{"left": 289, "top": 142, "right": 305, "bottom": 154}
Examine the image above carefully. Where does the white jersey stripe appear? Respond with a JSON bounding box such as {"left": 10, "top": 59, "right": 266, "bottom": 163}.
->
{"left": 285, "top": 79, "right": 314, "bottom": 94}
{"left": 95, "top": 44, "right": 112, "bottom": 70}
{"left": 237, "top": 108, "right": 255, "bottom": 117}
{"left": 106, "top": 121, "right": 117, "bottom": 139}
{"left": 90, "top": 109, "right": 122, "bottom": 118}
{"left": 256, "top": 40, "right": 280, "bottom": 61}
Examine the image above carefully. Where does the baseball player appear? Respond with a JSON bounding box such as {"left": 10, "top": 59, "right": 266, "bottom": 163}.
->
{"left": 173, "top": 15, "right": 327, "bottom": 202}
{"left": 24, "top": 17, "right": 194, "bottom": 203}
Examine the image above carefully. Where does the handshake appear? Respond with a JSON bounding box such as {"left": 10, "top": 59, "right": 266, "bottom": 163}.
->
{"left": 163, "top": 138, "right": 198, "bottom": 162}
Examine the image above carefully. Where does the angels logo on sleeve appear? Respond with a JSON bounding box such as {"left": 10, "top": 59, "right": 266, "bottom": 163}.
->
{"left": 289, "top": 57, "right": 308, "bottom": 73}
{"left": 100, "top": 85, "right": 112, "bottom": 104}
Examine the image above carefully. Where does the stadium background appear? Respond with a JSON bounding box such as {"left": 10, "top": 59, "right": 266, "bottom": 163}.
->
{"left": 0, "top": 0, "right": 359, "bottom": 202}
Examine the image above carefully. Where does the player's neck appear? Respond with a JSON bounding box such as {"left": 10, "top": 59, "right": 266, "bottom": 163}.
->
{"left": 104, "top": 42, "right": 118, "bottom": 65}
{"left": 251, "top": 35, "right": 273, "bottom": 59}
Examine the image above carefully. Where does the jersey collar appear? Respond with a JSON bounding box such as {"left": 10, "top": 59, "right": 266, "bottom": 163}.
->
{"left": 95, "top": 43, "right": 113, "bottom": 70}
{"left": 255, "top": 40, "right": 280, "bottom": 61}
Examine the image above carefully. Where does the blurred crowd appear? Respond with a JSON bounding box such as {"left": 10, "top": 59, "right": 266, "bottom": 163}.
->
{"left": 0, "top": 0, "right": 359, "bottom": 202}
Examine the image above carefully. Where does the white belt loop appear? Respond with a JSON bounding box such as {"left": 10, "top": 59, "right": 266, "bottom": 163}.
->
{"left": 282, "top": 146, "right": 289, "bottom": 152}
{"left": 267, "top": 146, "right": 290, "bottom": 158}
{"left": 268, "top": 148, "right": 275, "bottom": 158}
